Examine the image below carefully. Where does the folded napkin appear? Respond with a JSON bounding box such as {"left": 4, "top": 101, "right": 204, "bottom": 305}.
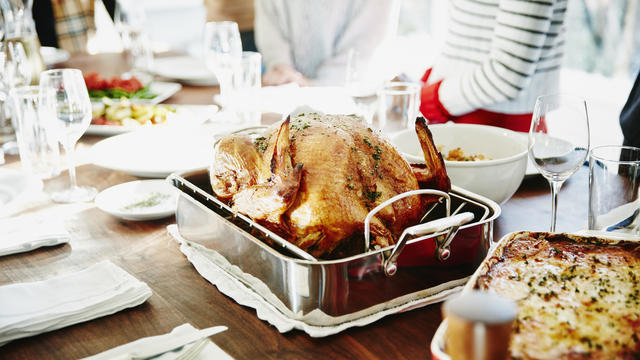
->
{"left": 0, "top": 260, "right": 152, "bottom": 346}
{"left": 167, "top": 225, "right": 465, "bottom": 337}
{"left": 83, "top": 323, "right": 231, "bottom": 360}
{"left": 0, "top": 218, "right": 70, "bottom": 257}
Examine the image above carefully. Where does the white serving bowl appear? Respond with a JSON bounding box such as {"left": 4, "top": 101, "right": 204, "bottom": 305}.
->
{"left": 391, "top": 123, "right": 528, "bottom": 204}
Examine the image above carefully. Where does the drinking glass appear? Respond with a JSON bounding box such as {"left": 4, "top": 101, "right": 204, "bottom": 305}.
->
{"left": 203, "top": 21, "right": 242, "bottom": 104}
{"left": 39, "top": 69, "right": 97, "bottom": 203}
{"left": 1, "top": 41, "right": 32, "bottom": 154}
{"left": 114, "top": 0, "right": 153, "bottom": 78}
{"left": 229, "top": 51, "right": 261, "bottom": 124}
{"left": 529, "top": 94, "right": 590, "bottom": 232}
{"left": 345, "top": 49, "right": 379, "bottom": 124}
{"left": 588, "top": 145, "right": 640, "bottom": 236}
{"left": 376, "top": 82, "right": 420, "bottom": 134}
{"left": 9, "top": 85, "right": 60, "bottom": 179}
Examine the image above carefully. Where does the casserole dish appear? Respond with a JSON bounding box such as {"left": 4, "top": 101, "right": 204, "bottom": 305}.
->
{"left": 431, "top": 231, "right": 640, "bottom": 359}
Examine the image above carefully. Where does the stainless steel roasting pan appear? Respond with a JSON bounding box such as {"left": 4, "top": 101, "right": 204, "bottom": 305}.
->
{"left": 169, "top": 169, "right": 500, "bottom": 325}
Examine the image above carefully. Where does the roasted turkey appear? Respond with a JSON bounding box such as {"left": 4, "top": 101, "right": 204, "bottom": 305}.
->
{"left": 210, "top": 113, "right": 450, "bottom": 258}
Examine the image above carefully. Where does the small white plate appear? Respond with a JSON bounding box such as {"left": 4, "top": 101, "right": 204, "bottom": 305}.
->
{"left": 95, "top": 180, "right": 177, "bottom": 221}
{"left": 90, "top": 81, "right": 182, "bottom": 105}
{"left": 0, "top": 168, "right": 43, "bottom": 218}
{"left": 153, "top": 56, "right": 218, "bottom": 86}
{"left": 86, "top": 104, "right": 219, "bottom": 136}
{"left": 40, "top": 46, "right": 70, "bottom": 67}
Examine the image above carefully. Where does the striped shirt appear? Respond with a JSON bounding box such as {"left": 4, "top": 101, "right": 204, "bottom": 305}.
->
{"left": 428, "top": 0, "right": 568, "bottom": 115}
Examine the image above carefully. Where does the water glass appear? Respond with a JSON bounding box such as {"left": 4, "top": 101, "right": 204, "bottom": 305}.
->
{"left": 115, "top": 0, "right": 153, "bottom": 77}
{"left": 376, "top": 82, "right": 420, "bottom": 134}
{"left": 9, "top": 85, "right": 60, "bottom": 179}
{"left": 588, "top": 145, "right": 640, "bottom": 236}
{"left": 229, "top": 51, "right": 261, "bottom": 124}
{"left": 0, "top": 52, "right": 13, "bottom": 146}
{"left": 203, "top": 21, "right": 242, "bottom": 104}
{"left": 345, "top": 48, "right": 379, "bottom": 125}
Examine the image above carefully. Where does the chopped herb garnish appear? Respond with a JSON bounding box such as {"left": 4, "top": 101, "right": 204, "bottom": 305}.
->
{"left": 121, "top": 192, "right": 170, "bottom": 211}
{"left": 364, "top": 190, "right": 382, "bottom": 203}
{"left": 255, "top": 136, "right": 268, "bottom": 153}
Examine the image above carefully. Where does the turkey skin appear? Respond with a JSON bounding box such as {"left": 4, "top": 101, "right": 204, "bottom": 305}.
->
{"left": 210, "top": 113, "right": 450, "bottom": 258}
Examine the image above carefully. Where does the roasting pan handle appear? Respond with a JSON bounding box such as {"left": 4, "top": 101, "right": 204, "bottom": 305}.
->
{"left": 383, "top": 212, "right": 474, "bottom": 276}
{"left": 363, "top": 189, "right": 451, "bottom": 253}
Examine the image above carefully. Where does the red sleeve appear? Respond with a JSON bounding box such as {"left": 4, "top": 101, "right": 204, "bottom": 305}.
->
{"left": 420, "top": 80, "right": 453, "bottom": 124}
{"left": 421, "top": 68, "right": 432, "bottom": 84}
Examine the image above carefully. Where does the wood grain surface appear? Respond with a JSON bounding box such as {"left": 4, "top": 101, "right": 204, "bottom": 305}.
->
{"left": 0, "top": 53, "right": 590, "bottom": 359}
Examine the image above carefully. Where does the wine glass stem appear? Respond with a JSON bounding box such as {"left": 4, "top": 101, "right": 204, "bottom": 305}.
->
{"left": 549, "top": 180, "right": 564, "bottom": 232}
{"left": 63, "top": 142, "right": 78, "bottom": 190}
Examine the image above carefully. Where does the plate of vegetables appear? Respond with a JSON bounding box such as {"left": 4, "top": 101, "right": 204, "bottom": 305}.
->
{"left": 84, "top": 72, "right": 182, "bottom": 104}
{"left": 87, "top": 98, "right": 219, "bottom": 136}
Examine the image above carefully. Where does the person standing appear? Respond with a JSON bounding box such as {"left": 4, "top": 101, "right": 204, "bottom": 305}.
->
{"left": 420, "top": 0, "right": 569, "bottom": 132}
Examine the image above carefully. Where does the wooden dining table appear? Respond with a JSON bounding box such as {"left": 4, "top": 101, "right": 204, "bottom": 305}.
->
{"left": 0, "top": 52, "right": 591, "bottom": 360}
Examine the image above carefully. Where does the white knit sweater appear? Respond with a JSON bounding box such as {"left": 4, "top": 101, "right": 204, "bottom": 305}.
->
{"left": 254, "top": 0, "right": 399, "bottom": 86}
{"left": 429, "top": 0, "right": 568, "bottom": 115}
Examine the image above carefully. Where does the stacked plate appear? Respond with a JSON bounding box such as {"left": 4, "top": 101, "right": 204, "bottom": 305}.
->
{"left": 153, "top": 56, "right": 218, "bottom": 86}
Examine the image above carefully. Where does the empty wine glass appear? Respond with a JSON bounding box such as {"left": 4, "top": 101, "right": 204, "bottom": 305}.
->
{"left": 529, "top": 94, "right": 590, "bottom": 232}
{"left": 345, "top": 48, "right": 379, "bottom": 125}
{"left": 114, "top": 0, "right": 153, "bottom": 79}
{"left": 1, "top": 41, "right": 31, "bottom": 155}
{"left": 39, "top": 69, "right": 97, "bottom": 203}
{"left": 114, "top": 0, "right": 146, "bottom": 50}
{"left": 203, "top": 21, "right": 242, "bottom": 105}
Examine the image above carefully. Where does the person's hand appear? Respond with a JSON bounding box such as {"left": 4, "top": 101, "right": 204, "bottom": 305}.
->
{"left": 263, "top": 64, "right": 311, "bottom": 86}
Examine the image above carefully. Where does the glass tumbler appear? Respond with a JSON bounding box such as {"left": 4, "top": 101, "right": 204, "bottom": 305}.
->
{"left": 588, "top": 145, "right": 640, "bottom": 236}
{"left": 9, "top": 85, "right": 60, "bottom": 179}
{"left": 229, "top": 51, "right": 262, "bottom": 125}
{"left": 376, "top": 82, "right": 420, "bottom": 134}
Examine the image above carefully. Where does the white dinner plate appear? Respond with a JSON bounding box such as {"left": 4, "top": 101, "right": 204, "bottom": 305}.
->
{"left": 90, "top": 81, "right": 182, "bottom": 105}
{"left": 153, "top": 56, "right": 218, "bottom": 86}
{"left": 90, "top": 123, "right": 237, "bottom": 178}
{"left": 0, "top": 168, "right": 43, "bottom": 218}
{"left": 40, "top": 46, "right": 70, "bottom": 67}
{"left": 86, "top": 104, "right": 219, "bottom": 136}
{"left": 95, "top": 180, "right": 177, "bottom": 221}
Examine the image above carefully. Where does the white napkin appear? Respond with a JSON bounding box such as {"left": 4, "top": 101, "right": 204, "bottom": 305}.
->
{"left": 0, "top": 260, "right": 152, "bottom": 346}
{"left": 83, "top": 323, "right": 232, "bottom": 360}
{"left": 0, "top": 218, "right": 70, "bottom": 257}
{"left": 167, "top": 225, "right": 465, "bottom": 337}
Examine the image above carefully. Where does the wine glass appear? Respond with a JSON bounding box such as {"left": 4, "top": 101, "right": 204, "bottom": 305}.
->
{"left": 529, "top": 94, "right": 590, "bottom": 232}
{"left": 39, "top": 69, "right": 97, "bottom": 203}
{"left": 203, "top": 21, "right": 242, "bottom": 105}
{"left": 1, "top": 41, "right": 31, "bottom": 155}
{"left": 345, "top": 48, "right": 379, "bottom": 125}
{"left": 114, "top": 0, "right": 146, "bottom": 50}
{"left": 114, "top": 0, "right": 153, "bottom": 79}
